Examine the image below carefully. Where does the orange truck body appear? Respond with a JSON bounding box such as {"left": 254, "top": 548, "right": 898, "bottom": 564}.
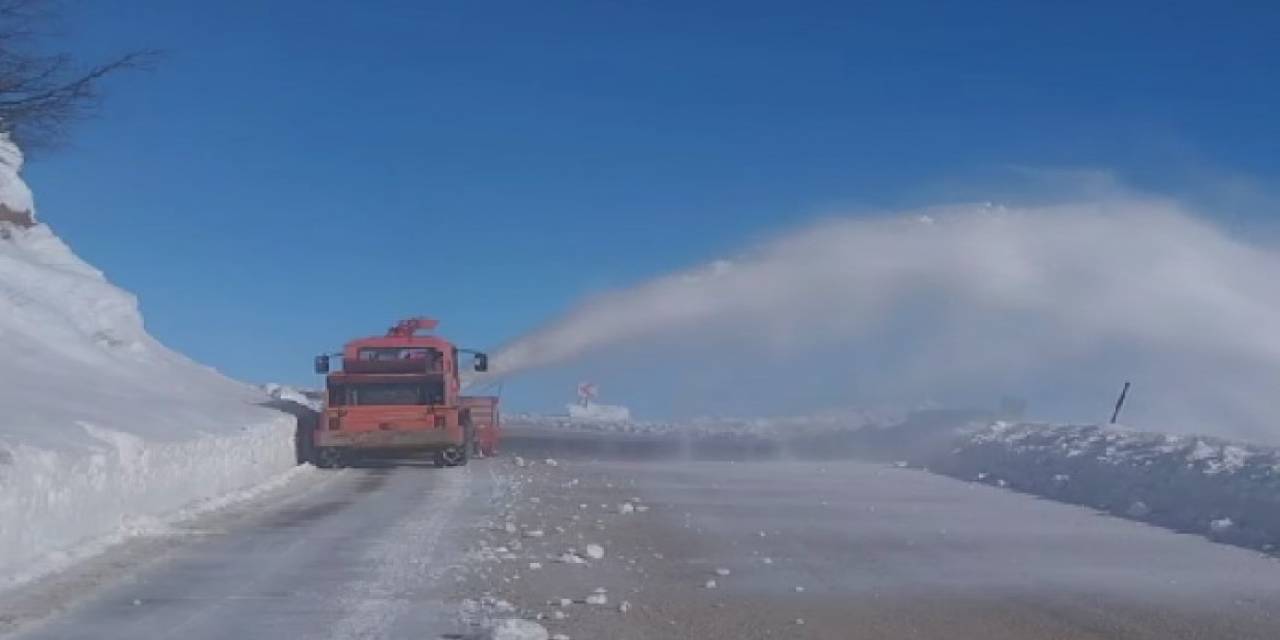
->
{"left": 312, "top": 318, "right": 496, "bottom": 467}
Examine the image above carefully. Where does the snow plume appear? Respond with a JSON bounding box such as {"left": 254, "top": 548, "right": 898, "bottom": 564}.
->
{"left": 488, "top": 198, "right": 1280, "bottom": 440}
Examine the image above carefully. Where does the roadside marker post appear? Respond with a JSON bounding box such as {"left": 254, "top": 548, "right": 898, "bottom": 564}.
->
{"left": 1110, "top": 381, "right": 1131, "bottom": 425}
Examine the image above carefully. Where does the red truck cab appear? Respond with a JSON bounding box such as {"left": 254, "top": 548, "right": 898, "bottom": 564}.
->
{"left": 312, "top": 318, "right": 493, "bottom": 468}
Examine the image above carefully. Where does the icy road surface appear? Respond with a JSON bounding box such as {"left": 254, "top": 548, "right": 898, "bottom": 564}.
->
{"left": 7, "top": 427, "right": 1280, "bottom": 639}
{"left": 1, "top": 461, "right": 499, "bottom": 640}
{"left": 477, "top": 428, "right": 1280, "bottom": 639}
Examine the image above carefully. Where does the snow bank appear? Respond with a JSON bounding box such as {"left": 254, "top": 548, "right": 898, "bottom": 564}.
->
{"left": 932, "top": 422, "right": 1280, "bottom": 553}
{"left": 0, "top": 133, "right": 296, "bottom": 588}
{"left": 566, "top": 402, "right": 630, "bottom": 423}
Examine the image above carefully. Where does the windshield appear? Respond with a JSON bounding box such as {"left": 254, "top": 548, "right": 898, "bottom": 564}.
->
{"left": 328, "top": 381, "right": 444, "bottom": 406}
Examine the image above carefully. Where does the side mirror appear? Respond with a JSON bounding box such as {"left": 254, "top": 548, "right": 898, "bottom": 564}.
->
{"left": 473, "top": 353, "right": 489, "bottom": 372}
{"left": 314, "top": 355, "right": 330, "bottom": 374}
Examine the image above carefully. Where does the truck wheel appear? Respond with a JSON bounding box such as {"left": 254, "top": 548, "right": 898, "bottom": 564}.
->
{"left": 295, "top": 415, "right": 317, "bottom": 465}
{"left": 316, "top": 447, "right": 345, "bottom": 469}
{"left": 457, "top": 411, "right": 474, "bottom": 465}
{"left": 437, "top": 447, "right": 465, "bottom": 467}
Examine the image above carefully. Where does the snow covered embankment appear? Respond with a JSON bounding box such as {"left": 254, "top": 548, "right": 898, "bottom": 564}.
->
{"left": 0, "top": 134, "right": 298, "bottom": 589}
{"left": 931, "top": 423, "right": 1280, "bottom": 553}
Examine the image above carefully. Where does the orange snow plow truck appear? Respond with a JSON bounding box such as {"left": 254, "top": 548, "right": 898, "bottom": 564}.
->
{"left": 310, "top": 317, "right": 499, "bottom": 468}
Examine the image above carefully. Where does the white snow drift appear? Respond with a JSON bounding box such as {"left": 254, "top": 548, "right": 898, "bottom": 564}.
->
{"left": 0, "top": 134, "right": 297, "bottom": 588}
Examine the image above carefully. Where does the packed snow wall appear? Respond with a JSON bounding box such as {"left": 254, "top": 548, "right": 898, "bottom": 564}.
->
{"left": 0, "top": 134, "right": 297, "bottom": 587}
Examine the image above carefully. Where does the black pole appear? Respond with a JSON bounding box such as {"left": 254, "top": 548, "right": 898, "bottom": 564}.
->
{"left": 1110, "top": 381, "right": 1131, "bottom": 424}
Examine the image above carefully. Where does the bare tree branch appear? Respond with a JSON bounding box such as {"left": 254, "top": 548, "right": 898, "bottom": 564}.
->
{"left": 0, "top": 0, "right": 158, "bottom": 151}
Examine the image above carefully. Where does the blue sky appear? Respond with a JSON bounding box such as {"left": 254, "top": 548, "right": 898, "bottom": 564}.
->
{"left": 23, "top": 1, "right": 1280, "bottom": 410}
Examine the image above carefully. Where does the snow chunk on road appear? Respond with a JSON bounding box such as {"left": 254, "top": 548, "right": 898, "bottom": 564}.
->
{"left": 585, "top": 593, "right": 608, "bottom": 606}
{"left": 1210, "top": 517, "right": 1235, "bottom": 534}
{"left": 714, "top": 567, "right": 731, "bottom": 576}
{"left": 488, "top": 619, "right": 549, "bottom": 640}
{"left": 704, "top": 579, "right": 718, "bottom": 589}
{"left": 585, "top": 543, "right": 605, "bottom": 559}
{"left": 557, "top": 552, "right": 587, "bottom": 564}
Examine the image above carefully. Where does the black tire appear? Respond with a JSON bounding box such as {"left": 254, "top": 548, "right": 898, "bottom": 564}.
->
{"left": 295, "top": 415, "right": 317, "bottom": 465}
{"left": 469, "top": 425, "right": 482, "bottom": 458}
{"left": 437, "top": 446, "right": 464, "bottom": 467}
{"left": 316, "top": 447, "right": 345, "bottom": 469}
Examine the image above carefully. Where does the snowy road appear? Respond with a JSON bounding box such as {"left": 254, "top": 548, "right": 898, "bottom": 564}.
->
{"left": 7, "top": 427, "right": 1280, "bottom": 639}
{"left": 480, "top": 428, "right": 1280, "bottom": 639}
{"left": 2, "top": 461, "right": 497, "bottom": 640}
